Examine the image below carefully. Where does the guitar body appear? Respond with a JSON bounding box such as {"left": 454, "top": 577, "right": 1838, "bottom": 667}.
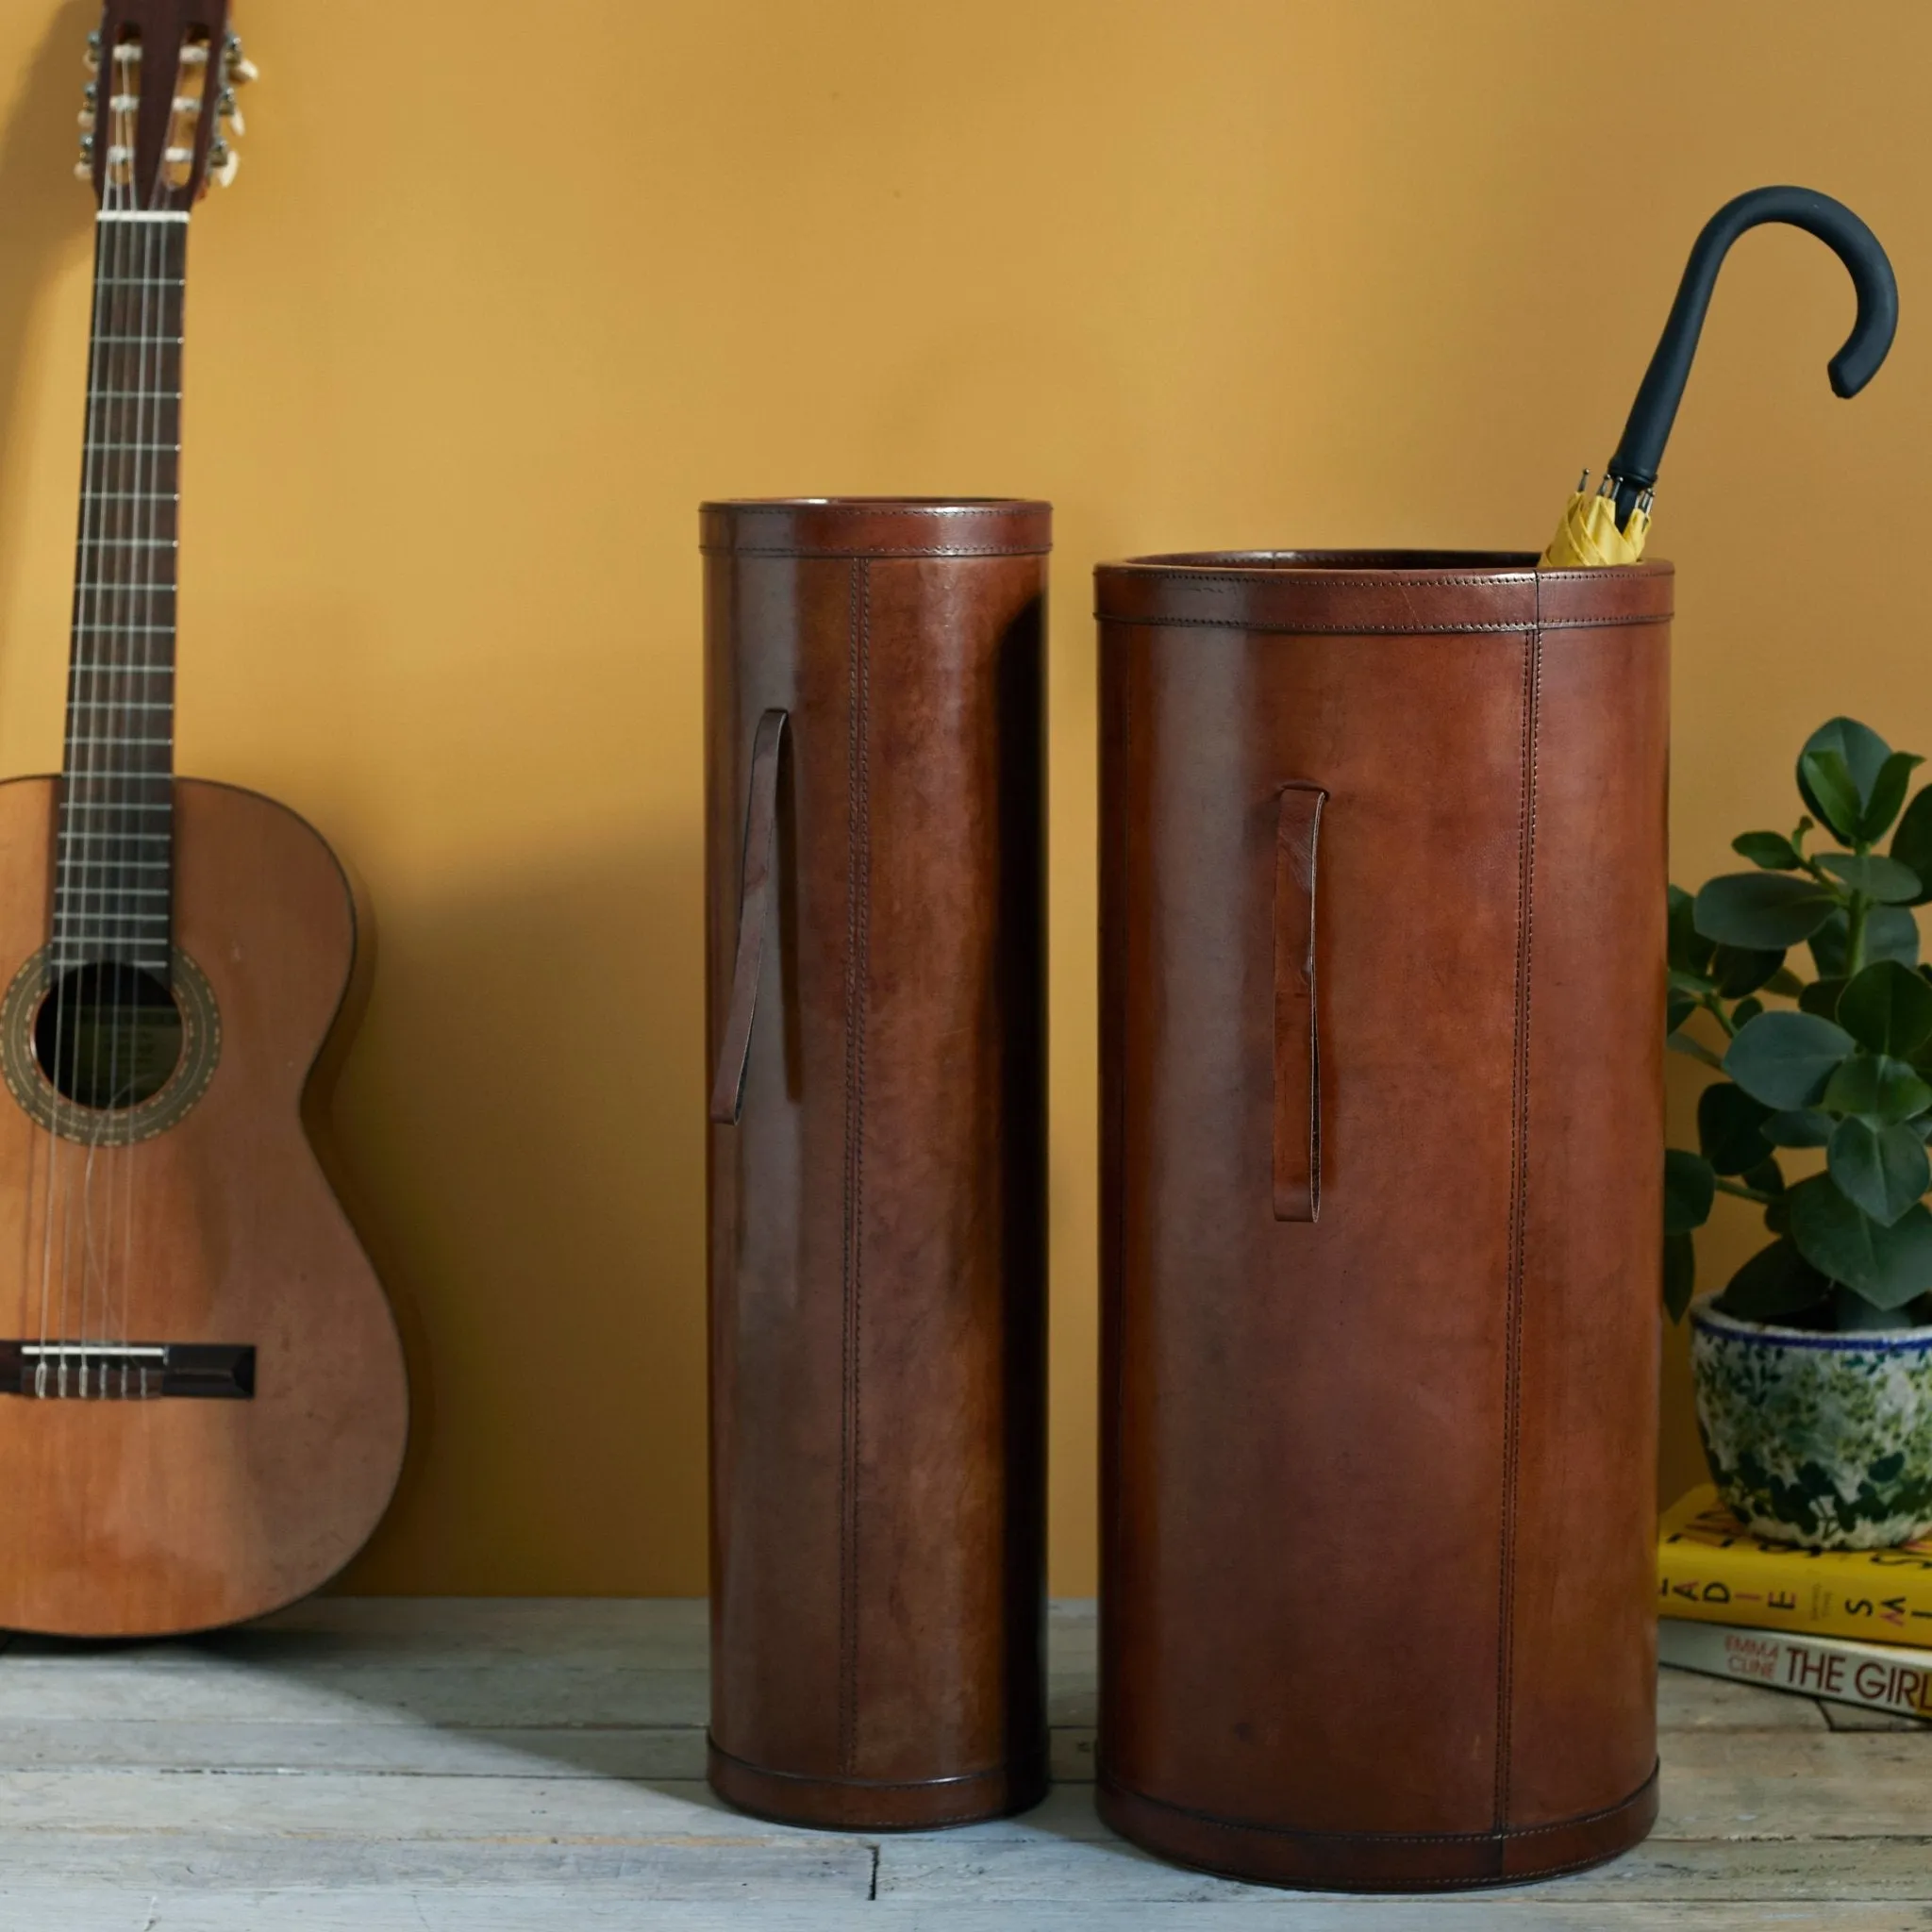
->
{"left": 0, "top": 776, "right": 407, "bottom": 1637}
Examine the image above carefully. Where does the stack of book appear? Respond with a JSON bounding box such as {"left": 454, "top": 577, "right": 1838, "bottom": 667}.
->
{"left": 1657, "top": 1487, "right": 1932, "bottom": 1719}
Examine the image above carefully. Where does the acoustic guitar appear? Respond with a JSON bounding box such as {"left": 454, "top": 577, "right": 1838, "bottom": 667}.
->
{"left": 0, "top": 0, "right": 407, "bottom": 1637}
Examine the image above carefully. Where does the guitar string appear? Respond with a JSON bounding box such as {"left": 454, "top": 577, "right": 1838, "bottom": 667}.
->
{"left": 41, "top": 71, "right": 131, "bottom": 1399}
{"left": 92, "top": 96, "right": 165, "bottom": 1391}
{"left": 114, "top": 100, "right": 180, "bottom": 1394}
{"left": 70, "top": 79, "right": 142, "bottom": 1395}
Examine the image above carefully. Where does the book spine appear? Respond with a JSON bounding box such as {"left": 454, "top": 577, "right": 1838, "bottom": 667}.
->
{"left": 1659, "top": 1619, "right": 1932, "bottom": 1720}
{"left": 1658, "top": 1536, "right": 1932, "bottom": 1643}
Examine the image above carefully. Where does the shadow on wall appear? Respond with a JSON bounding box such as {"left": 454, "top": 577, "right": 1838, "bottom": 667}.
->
{"left": 326, "top": 833, "right": 707, "bottom": 1596}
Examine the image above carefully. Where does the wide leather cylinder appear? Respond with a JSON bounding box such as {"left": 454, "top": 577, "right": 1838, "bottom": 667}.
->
{"left": 1095, "top": 551, "right": 1671, "bottom": 1890}
{"left": 704, "top": 498, "right": 1050, "bottom": 1830}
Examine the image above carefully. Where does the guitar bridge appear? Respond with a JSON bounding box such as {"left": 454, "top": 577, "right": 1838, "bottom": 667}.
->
{"left": 0, "top": 1342, "right": 255, "bottom": 1400}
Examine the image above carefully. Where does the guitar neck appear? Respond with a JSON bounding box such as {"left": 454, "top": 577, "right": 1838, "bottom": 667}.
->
{"left": 57, "top": 208, "right": 188, "bottom": 976}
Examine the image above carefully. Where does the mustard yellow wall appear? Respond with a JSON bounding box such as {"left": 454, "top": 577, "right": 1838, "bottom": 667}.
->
{"left": 0, "top": 0, "right": 1922, "bottom": 1593}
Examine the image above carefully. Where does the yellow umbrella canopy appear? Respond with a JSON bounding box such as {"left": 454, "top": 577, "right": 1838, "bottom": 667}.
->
{"left": 1543, "top": 475, "right": 1651, "bottom": 568}
{"left": 1541, "top": 187, "right": 1896, "bottom": 569}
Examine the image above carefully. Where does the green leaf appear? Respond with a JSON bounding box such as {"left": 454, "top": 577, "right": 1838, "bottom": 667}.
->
{"left": 1801, "top": 748, "right": 1865, "bottom": 842}
{"left": 1764, "top": 1107, "right": 1835, "bottom": 1148}
{"left": 1697, "top": 1083, "right": 1774, "bottom": 1175}
{"left": 1789, "top": 1175, "right": 1932, "bottom": 1309}
{"left": 1891, "top": 788, "right": 1932, "bottom": 908}
{"left": 1665, "top": 1149, "right": 1716, "bottom": 1234}
{"left": 1810, "top": 906, "right": 1921, "bottom": 974}
{"left": 1838, "top": 960, "right": 1932, "bottom": 1058}
{"left": 1717, "top": 1238, "right": 1833, "bottom": 1322}
{"left": 1694, "top": 874, "right": 1840, "bottom": 950}
{"left": 1861, "top": 753, "right": 1925, "bottom": 844}
{"left": 1668, "top": 967, "right": 1715, "bottom": 996}
{"left": 1723, "top": 1009, "right": 1857, "bottom": 1109}
{"left": 1666, "top": 988, "right": 1698, "bottom": 1034}
{"left": 1710, "top": 944, "right": 1787, "bottom": 998}
{"left": 1733, "top": 996, "right": 1766, "bottom": 1027}
{"left": 1800, "top": 718, "right": 1893, "bottom": 821}
{"left": 1816, "top": 852, "right": 1924, "bottom": 903}
{"left": 1668, "top": 1031, "right": 1725, "bottom": 1071}
{"left": 1799, "top": 976, "right": 1847, "bottom": 1020}
{"left": 1869, "top": 905, "right": 1922, "bottom": 969}
{"left": 1668, "top": 884, "right": 1716, "bottom": 978}
{"left": 1827, "top": 1117, "right": 1931, "bottom": 1226}
{"left": 1822, "top": 1050, "right": 1932, "bottom": 1125}
{"left": 1766, "top": 967, "right": 1807, "bottom": 997}
{"left": 1743, "top": 1156, "right": 1787, "bottom": 1197}
{"left": 1733, "top": 830, "right": 1803, "bottom": 871}
{"left": 1664, "top": 1232, "right": 1696, "bottom": 1321}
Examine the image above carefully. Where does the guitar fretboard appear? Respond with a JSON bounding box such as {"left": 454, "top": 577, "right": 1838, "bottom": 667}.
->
{"left": 57, "top": 210, "right": 187, "bottom": 976}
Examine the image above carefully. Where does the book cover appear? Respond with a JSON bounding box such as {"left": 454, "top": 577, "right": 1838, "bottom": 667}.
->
{"left": 1658, "top": 1486, "right": 1932, "bottom": 1642}
{"left": 1660, "top": 1618, "right": 1932, "bottom": 1720}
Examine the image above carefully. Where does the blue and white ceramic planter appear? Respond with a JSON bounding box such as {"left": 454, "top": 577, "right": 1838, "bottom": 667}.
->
{"left": 1690, "top": 1295, "right": 1932, "bottom": 1549}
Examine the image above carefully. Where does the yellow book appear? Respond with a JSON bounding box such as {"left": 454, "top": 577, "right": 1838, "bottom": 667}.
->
{"left": 1658, "top": 1487, "right": 1932, "bottom": 1643}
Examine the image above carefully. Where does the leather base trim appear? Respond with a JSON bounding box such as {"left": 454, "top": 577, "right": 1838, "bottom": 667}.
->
{"left": 1095, "top": 1762, "right": 1659, "bottom": 1892}
{"left": 707, "top": 1737, "right": 1050, "bottom": 1833}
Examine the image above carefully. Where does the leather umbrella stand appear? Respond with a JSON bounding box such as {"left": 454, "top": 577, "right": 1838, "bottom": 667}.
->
{"left": 703, "top": 498, "right": 1051, "bottom": 1830}
{"left": 1094, "top": 551, "right": 1671, "bottom": 1890}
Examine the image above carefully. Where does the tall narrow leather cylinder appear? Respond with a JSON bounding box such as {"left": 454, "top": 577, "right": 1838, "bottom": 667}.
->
{"left": 704, "top": 498, "right": 1051, "bottom": 1830}
{"left": 1095, "top": 552, "right": 1671, "bottom": 1891}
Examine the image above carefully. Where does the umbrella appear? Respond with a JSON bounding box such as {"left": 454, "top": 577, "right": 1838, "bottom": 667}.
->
{"left": 1542, "top": 186, "right": 1899, "bottom": 567}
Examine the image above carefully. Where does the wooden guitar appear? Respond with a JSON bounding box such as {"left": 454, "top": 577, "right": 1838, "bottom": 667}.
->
{"left": 0, "top": 0, "right": 407, "bottom": 1637}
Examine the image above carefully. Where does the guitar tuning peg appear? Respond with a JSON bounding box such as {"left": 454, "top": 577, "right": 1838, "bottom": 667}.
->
{"left": 74, "top": 161, "right": 93, "bottom": 181}
{"left": 211, "top": 148, "right": 240, "bottom": 188}
{"left": 77, "top": 110, "right": 96, "bottom": 134}
{"left": 223, "top": 31, "right": 258, "bottom": 86}
{"left": 220, "top": 94, "right": 245, "bottom": 139}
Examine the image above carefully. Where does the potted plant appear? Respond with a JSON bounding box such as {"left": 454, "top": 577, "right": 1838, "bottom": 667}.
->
{"left": 1667, "top": 716, "right": 1932, "bottom": 1549}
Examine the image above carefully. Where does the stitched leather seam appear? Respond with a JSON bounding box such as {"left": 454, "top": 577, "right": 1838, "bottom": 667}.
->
{"left": 714, "top": 504, "right": 1044, "bottom": 517}
{"left": 1097, "top": 569, "right": 1666, "bottom": 590}
{"left": 1096, "top": 1761, "right": 1658, "bottom": 1847}
{"left": 1092, "top": 613, "right": 1672, "bottom": 635}
{"left": 708, "top": 1737, "right": 1041, "bottom": 1791}
{"left": 1493, "top": 594, "right": 1542, "bottom": 1830}
{"left": 704, "top": 544, "right": 1052, "bottom": 559}
{"left": 1105, "top": 647, "right": 1133, "bottom": 1610}
{"left": 838, "top": 558, "right": 872, "bottom": 1779}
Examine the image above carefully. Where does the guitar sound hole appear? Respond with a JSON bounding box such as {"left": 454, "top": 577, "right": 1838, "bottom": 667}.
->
{"left": 32, "top": 964, "right": 183, "bottom": 1111}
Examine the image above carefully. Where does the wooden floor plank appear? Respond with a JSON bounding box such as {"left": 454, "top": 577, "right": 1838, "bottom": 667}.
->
{"left": 878, "top": 1835, "right": 1932, "bottom": 1905}
{"left": 1, "top": 1598, "right": 1925, "bottom": 1923}
{"left": 6, "top": 1893, "right": 1925, "bottom": 1929}
{"left": 0, "top": 1660, "right": 711, "bottom": 1726}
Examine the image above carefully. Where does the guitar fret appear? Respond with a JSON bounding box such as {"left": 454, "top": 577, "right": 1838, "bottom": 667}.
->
{"left": 93, "top": 336, "right": 182, "bottom": 346}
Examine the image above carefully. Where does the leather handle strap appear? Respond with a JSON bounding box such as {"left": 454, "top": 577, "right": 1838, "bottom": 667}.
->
{"left": 708, "top": 708, "right": 789, "bottom": 1126}
{"left": 1273, "top": 783, "right": 1328, "bottom": 1222}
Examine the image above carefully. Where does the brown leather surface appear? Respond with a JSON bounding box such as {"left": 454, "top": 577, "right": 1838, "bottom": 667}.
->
{"left": 708, "top": 708, "right": 789, "bottom": 1126}
{"left": 1272, "top": 785, "right": 1326, "bottom": 1223}
{"left": 1095, "top": 551, "right": 1669, "bottom": 1890}
{"left": 704, "top": 498, "right": 1050, "bottom": 1830}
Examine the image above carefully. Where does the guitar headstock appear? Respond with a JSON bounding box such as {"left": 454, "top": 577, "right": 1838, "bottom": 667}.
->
{"left": 75, "top": 1, "right": 257, "bottom": 207}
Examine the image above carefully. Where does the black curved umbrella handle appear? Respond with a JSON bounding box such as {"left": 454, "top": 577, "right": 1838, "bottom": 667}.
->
{"left": 1607, "top": 186, "right": 1898, "bottom": 525}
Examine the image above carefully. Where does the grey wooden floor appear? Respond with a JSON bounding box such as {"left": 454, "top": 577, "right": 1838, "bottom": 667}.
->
{"left": 0, "top": 1601, "right": 1926, "bottom": 1929}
